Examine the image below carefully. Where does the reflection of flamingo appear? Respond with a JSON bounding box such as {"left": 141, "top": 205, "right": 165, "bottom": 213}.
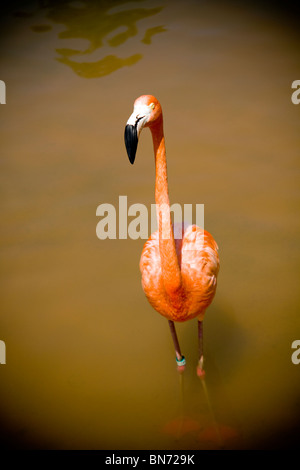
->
{"left": 124, "top": 95, "right": 220, "bottom": 376}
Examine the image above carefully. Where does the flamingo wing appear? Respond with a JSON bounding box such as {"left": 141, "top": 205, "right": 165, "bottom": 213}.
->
{"left": 181, "top": 225, "right": 219, "bottom": 319}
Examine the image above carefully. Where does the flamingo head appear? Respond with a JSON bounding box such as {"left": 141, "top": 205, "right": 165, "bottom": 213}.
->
{"left": 124, "top": 95, "right": 162, "bottom": 164}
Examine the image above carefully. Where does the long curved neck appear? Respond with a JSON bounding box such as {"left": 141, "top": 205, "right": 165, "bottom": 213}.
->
{"left": 150, "top": 120, "right": 182, "bottom": 294}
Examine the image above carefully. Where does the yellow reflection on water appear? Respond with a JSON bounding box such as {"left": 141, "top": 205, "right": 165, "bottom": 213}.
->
{"left": 28, "top": 0, "right": 166, "bottom": 78}
{"left": 57, "top": 53, "right": 143, "bottom": 79}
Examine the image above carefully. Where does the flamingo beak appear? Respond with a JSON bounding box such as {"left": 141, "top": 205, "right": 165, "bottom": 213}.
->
{"left": 125, "top": 105, "right": 151, "bottom": 164}
{"left": 124, "top": 124, "right": 138, "bottom": 165}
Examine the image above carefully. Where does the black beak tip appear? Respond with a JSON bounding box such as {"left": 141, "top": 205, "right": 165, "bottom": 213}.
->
{"left": 128, "top": 152, "right": 136, "bottom": 165}
{"left": 124, "top": 124, "right": 138, "bottom": 165}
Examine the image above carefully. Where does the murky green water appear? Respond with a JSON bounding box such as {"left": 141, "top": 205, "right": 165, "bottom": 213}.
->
{"left": 0, "top": 0, "right": 300, "bottom": 449}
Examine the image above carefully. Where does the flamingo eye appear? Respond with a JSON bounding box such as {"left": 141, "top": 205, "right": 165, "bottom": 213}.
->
{"left": 149, "top": 103, "right": 155, "bottom": 110}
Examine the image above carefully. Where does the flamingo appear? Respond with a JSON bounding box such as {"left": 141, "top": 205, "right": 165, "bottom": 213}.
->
{"left": 124, "top": 95, "right": 219, "bottom": 376}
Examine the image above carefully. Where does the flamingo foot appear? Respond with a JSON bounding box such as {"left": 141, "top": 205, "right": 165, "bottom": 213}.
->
{"left": 196, "top": 366, "right": 205, "bottom": 378}
{"left": 176, "top": 355, "right": 186, "bottom": 373}
{"left": 197, "top": 355, "right": 205, "bottom": 378}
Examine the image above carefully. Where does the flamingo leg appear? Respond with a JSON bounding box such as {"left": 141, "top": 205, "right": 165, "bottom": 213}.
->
{"left": 168, "top": 320, "right": 186, "bottom": 371}
{"left": 197, "top": 320, "right": 205, "bottom": 377}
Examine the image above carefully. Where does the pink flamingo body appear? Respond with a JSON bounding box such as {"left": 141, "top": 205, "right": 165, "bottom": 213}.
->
{"left": 125, "top": 95, "right": 219, "bottom": 375}
{"left": 140, "top": 224, "right": 219, "bottom": 323}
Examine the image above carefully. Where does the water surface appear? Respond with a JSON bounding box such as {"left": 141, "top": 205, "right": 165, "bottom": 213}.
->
{"left": 0, "top": 0, "right": 300, "bottom": 449}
